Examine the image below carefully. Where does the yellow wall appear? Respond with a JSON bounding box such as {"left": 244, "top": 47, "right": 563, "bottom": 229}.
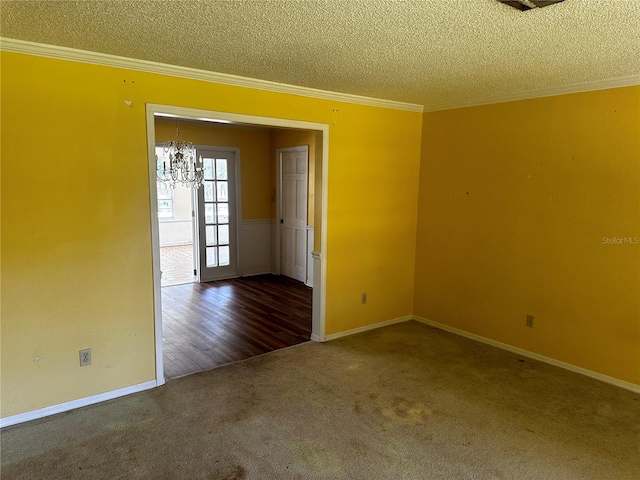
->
{"left": 155, "top": 119, "right": 273, "bottom": 221}
{"left": 415, "top": 86, "right": 640, "bottom": 385}
{"left": 0, "top": 51, "right": 422, "bottom": 418}
{"left": 323, "top": 105, "right": 422, "bottom": 334}
{"left": 1, "top": 47, "right": 636, "bottom": 422}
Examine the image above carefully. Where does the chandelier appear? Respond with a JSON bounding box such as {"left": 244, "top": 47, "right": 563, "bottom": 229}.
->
{"left": 156, "top": 118, "right": 204, "bottom": 189}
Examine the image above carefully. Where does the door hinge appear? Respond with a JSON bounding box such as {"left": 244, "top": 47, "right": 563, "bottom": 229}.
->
{"left": 194, "top": 269, "right": 197, "bottom": 276}
{"left": 280, "top": 219, "right": 284, "bottom": 224}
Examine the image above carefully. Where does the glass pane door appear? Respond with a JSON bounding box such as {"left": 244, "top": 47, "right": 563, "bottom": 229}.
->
{"left": 196, "top": 148, "right": 238, "bottom": 281}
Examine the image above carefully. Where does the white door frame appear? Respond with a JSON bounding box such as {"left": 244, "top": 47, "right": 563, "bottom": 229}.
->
{"left": 275, "top": 145, "right": 309, "bottom": 280}
{"left": 146, "top": 104, "right": 329, "bottom": 386}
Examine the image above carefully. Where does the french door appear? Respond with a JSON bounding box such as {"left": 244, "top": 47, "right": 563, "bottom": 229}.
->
{"left": 196, "top": 148, "right": 239, "bottom": 281}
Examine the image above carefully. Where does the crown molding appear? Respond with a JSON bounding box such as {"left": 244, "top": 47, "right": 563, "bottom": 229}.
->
{"left": 0, "top": 37, "right": 424, "bottom": 113}
{"left": 3, "top": 37, "right": 637, "bottom": 116}
{"left": 425, "top": 74, "right": 640, "bottom": 112}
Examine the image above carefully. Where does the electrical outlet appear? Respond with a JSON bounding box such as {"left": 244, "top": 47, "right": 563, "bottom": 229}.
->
{"left": 526, "top": 315, "right": 534, "bottom": 328}
{"left": 79, "top": 349, "right": 91, "bottom": 367}
{"left": 361, "top": 293, "right": 367, "bottom": 304}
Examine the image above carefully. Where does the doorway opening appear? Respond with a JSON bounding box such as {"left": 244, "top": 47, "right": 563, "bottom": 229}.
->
{"left": 147, "top": 105, "right": 328, "bottom": 385}
{"left": 156, "top": 160, "right": 197, "bottom": 287}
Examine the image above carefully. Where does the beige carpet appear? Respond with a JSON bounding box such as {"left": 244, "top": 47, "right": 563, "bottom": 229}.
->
{"left": 1, "top": 321, "right": 638, "bottom": 479}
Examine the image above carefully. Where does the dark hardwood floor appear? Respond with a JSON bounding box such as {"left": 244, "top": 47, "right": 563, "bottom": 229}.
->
{"left": 161, "top": 274, "right": 312, "bottom": 380}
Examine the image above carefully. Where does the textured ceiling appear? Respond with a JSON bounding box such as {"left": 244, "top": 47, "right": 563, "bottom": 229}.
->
{"left": 1, "top": 0, "right": 639, "bottom": 110}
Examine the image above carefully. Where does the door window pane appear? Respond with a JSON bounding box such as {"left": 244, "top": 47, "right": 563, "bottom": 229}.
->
{"left": 216, "top": 159, "right": 228, "bottom": 180}
{"left": 217, "top": 204, "right": 229, "bottom": 223}
{"left": 203, "top": 158, "right": 214, "bottom": 180}
{"left": 206, "top": 247, "right": 217, "bottom": 267}
{"left": 216, "top": 181, "right": 228, "bottom": 202}
{"left": 206, "top": 225, "right": 216, "bottom": 246}
{"left": 205, "top": 204, "right": 215, "bottom": 224}
{"left": 204, "top": 181, "right": 214, "bottom": 202}
{"left": 219, "top": 246, "right": 230, "bottom": 266}
{"left": 218, "top": 225, "right": 229, "bottom": 245}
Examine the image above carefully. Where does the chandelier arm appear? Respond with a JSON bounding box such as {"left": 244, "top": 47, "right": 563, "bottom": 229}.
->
{"left": 155, "top": 119, "right": 202, "bottom": 190}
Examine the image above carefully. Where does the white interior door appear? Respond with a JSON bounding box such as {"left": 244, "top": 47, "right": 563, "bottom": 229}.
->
{"left": 197, "top": 148, "right": 239, "bottom": 282}
{"left": 279, "top": 146, "right": 308, "bottom": 282}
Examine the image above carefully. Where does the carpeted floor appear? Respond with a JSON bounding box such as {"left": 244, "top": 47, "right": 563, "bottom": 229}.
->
{"left": 1, "top": 321, "right": 638, "bottom": 479}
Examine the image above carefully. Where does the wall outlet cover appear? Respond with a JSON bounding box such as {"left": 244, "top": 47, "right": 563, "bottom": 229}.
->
{"left": 80, "top": 349, "right": 91, "bottom": 367}
{"left": 526, "top": 315, "right": 534, "bottom": 328}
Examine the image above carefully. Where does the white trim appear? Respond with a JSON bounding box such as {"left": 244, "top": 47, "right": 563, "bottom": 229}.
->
{"left": 151, "top": 105, "right": 329, "bottom": 132}
{"left": 413, "top": 316, "right": 640, "bottom": 394}
{"left": 323, "top": 316, "right": 413, "bottom": 342}
{"left": 319, "top": 129, "right": 328, "bottom": 342}
{"left": 146, "top": 107, "right": 166, "bottom": 387}
{"left": 0, "top": 380, "right": 156, "bottom": 428}
{"left": 147, "top": 105, "right": 329, "bottom": 377}
{"left": 0, "top": 37, "right": 422, "bottom": 113}
{"left": 306, "top": 226, "right": 314, "bottom": 287}
{"left": 274, "top": 152, "right": 282, "bottom": 276}
{"left": 425, "top": 75, "right": 640, "bottom": 112}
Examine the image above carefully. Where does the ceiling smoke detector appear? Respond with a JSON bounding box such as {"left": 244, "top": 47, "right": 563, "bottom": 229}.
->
{"left": 498, "top": 0, "right": 565, "bottom": 11}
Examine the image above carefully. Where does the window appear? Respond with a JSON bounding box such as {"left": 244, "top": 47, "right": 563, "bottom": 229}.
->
{"left": 157, "top": 181, "right": 173, "bottom": 219}
{"left": 156, "top": 146, "right": 174, "bottom": 220}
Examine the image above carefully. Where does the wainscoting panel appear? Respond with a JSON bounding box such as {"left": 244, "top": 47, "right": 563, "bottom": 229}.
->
{"left": 158, "top": 219, "right": 193, "bottom": 246}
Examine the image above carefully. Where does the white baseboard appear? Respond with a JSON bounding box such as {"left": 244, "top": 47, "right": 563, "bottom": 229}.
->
{"left": 324, "top": 315, "right": 413, "bottom": 342}
{"left": 0, "top": 380, "right": 157, "bottom": 428}
{"left": 413, "top": 316, "right": 640, "bottom": 394}
{"left": 6, "top": 316, "right": 635, "bottom": 428}
{"left": 241, "top": 269, "right": 274, "bottom": 277}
